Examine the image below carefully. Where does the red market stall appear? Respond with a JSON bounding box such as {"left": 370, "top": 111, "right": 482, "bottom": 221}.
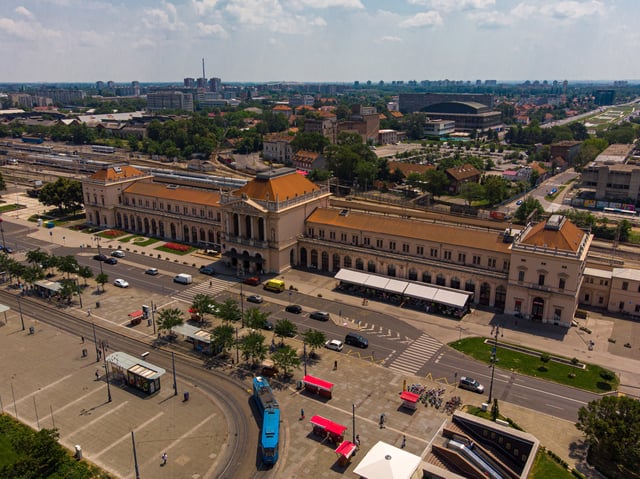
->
{"left": 335, "top": 440, "right": 357, "bottom": 466}
{"left": 310, "top": 415, "right": 347, "bottom": 444}
{"left": 128, "top": 310, "right": 144, "bottom": 326}
{"left": 302, "top": 375, "right": 334, "bottom": 399}
{"left": 400, "top": 391, "right": 420, "bottom": 410}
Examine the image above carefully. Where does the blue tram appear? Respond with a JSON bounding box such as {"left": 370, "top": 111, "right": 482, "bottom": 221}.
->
{"left": 252, "top": 376, "right": 280, "bottom": 465}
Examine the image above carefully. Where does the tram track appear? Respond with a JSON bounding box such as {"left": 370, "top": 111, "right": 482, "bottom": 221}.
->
{"left": 0, "top": 290, "right": 274, "bottom": 479}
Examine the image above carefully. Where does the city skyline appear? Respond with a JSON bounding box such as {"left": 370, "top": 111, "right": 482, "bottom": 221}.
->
{"left": 0, "top": 0, "right": 638, "bottom": 83}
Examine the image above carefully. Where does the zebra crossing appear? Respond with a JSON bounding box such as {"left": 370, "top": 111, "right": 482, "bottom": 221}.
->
{"left": 356, "top": 323, "right": 412, "bottom": 344}
{"left": 387, "top": 333, "right": 443, "bottom": 375}
{"left": 172, "top": 277, "right": 234, "bottom": 303}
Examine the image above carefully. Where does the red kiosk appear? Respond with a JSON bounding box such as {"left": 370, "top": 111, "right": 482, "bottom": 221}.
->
{"left": 302, "top": 375, "right": 334, "bottom": 399}
{"left": 310, "top": 415, "right": 347, "bottom": 444}
{"left": 400, "top": 390, "right": 420, "bottom": 410}
{"left": 128, "top": 310, "right": 144, "bottom": 326}
{"left": 335, "top": 440, "right": 357, "bottom": 466}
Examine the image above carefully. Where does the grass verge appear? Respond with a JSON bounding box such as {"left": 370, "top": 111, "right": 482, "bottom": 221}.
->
{"left": 449, "top": 337, "right": 618, "bottom": 393}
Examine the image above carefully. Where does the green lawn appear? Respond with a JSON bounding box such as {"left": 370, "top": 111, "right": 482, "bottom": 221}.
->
{"left": 449, "top": 337, "right": 618, "bottom": 393}
{"left": 530, "top": 450, "right": 575, "bottom": 479}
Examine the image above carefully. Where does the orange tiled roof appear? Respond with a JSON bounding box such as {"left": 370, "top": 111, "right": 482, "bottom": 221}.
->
{"left": 519, "top": 218, "right": 586, "bottom": 253}
{"left": 264, "top": 132, "right": 294, "bottom": 143}
{"left": 233, "top": 171, "right": 320, "bottom": 201}
{"left": 390, "top": 111, "right": 403, "bottom": 118}
{"left": 306, "top": 208, "right": 511, "bottom": 253}
{"left": 295, "top": 105, "right": 315, "bottom": 113}
{"left": 273, "top": 105, "right": 292, "bottom": 111}
{"left": 124, "top": 182, "right": 221, "bottom": 206}
{"left": 89, "top": 165, "right": 147, "bottom": 182}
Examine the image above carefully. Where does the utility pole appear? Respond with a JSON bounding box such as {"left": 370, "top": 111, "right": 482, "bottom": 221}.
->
{"left": 488, "top": 325, "right": 501, "bottom": 404}
{"left": 171, "top": 352, "right": 177, "bottom": 396}
{"left": 131, "top": 431, "right": 140, "bottom": 479}
{"left": 101, "top": 341, "right": 112, "bottom": 403}
{"left": 92, "top": 321, "right": 100, "bottom": 362}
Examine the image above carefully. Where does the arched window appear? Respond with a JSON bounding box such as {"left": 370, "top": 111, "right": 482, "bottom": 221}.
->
{"left": 450, "top": 277, "right": 460, "bottom": 289}
{"left": 387, "top": 264, "right": 396, "bottom": 277}
{"left": 332, "top": 254, "right": 341, "bottom": 272}
{"left": 355, "top": 258, "right": 364, "bottom": 270}
{"left": 367, "top": 260, "right": 376, "bottom": 273}
{"left": 408, "top": 268, "right": 418, "bottom": 281}
{"left": 465, "top": 280, "right": 475, "bottom": 293}
{"left": 344, "top": 256, "right": 352, "bottom": 268}
{"left": 310, "top": 250, "right": 318, "bottom": 269}
{"left": 436, "top": 274, "right": 446, "bottom": 286}
{"left": 422, "top": 272, "right": 431, "bottom": 283}
{"left": 321, "top": 251, "right": 329, "bottom": 271}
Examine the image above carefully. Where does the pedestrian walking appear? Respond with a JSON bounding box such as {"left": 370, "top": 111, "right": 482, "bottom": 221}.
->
{"left": 209, "top": 280, "right": 212, "bottom": 288}
{"left": 333, "top": 360, "right": 338, "bottom": 370}
{"left": 300, "top": 408, "right": 305, "bottom": 420}
{"left": 161, "top": 452, "right": 167, "bottom": 465}
{"left": 87, "top": 308, "right": 91, "bottom": 317}
{"left": 379, "top": 413, "right": 385, "bottom": 429}
{"left": 355, "top": 434, "right": 361, "bottom": 448}
{"left": 401, "top": 435, "right": 406, "bottom": 448}
{"left": 81, "top": 336, "right": 84, "bottom": 343}
{"left": 95, "top": 369, "right": 100, "bottom": 381}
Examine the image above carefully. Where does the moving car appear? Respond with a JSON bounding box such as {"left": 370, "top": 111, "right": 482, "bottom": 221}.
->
{"left": 93, "top": 254, "right": 108, "bottom": 261}
{"left": 325, "top": 339, "right": 344, "bottom": 352}
{"left": 247, "top": 294, "right": 264, "bottom": 304}
{"left": 173, "top": 273, "right": 193, "bottom": 284}
{"left": 145, "top": 267, "right": 159, "bottom": 275}
{"left": 345, "top": 332, "right": 368, "bottom": 348}
{"left": 113, "top": 278, "right": 129, "bottom": 288}
{"left": 459, "top": 376, "right": 484, "bottom": 393}
{"left": 516, "top": 200, "right": 523, "bottom": 206}
{"left": 309, "top": 311, "right": 330, "bottom": 321}
{"left": 243, "top": 276, "right": 260, "bottom": 286}
{"left": 285, "top": 304, "right": 302, "bottom": 314}
{"left": 111, "top": 250, "right": 125, "bottom": 258}
{"left": 105, "top": 257, "right": 118, "bottom": 265}
{"left": 199, "top": 265, "right": 216, "bottom": 276}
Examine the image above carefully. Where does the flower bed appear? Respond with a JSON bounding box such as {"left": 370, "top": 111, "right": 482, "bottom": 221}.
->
{"left": 156, "top": 242, "right": 194, "bottom": 256}
{"left": 99, "top": 229, "right": 127, "bottom": 238}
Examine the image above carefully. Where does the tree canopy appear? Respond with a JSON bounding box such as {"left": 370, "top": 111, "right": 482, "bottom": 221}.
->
{"left": 38, "top": 178, "right": 83, "bottom": 214}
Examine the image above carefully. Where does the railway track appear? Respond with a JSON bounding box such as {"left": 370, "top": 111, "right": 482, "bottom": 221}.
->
{"left": 0, "top": 290, "right": 270, "bottom": 479}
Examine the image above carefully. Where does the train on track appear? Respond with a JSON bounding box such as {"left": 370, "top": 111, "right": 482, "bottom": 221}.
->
{"left": 252, "top": 376, "right": 280, "bottom": 465}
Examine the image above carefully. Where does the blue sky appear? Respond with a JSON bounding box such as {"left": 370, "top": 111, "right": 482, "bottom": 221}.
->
{"left": 0, "top": 0, "right": 637, "bottom": 83}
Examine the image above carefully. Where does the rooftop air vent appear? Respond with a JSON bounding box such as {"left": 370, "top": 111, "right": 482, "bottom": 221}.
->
{"left": 113, "top": 166, "right": 122, "bottom": 173}
{"left": 166, "top": 184, "right": 179, "bottom": 190}
{"left": 339, "top": 209, "right": 349, "bottom": 217}
{"left": 544, "top": 214, "right": 565, "bottom": 231}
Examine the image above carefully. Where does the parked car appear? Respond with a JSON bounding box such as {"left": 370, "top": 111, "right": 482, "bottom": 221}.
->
{"left": 247, "top": 294, "right": 263, "bottom": 304}
{"left": 459, "top": 376, "right": 484, "bottom": 393}
{"left": 262, "top": 320, "right": 274, "bottom": 331}
{"left": 105, "top": 257, "right": 118, "bottom": 265}
{"left": 145, "top": 267, "right": 159, "bottom": 275}
{"left": 111, "top": 250, "right": 125, "bottom": 258}
{"left": 93, "top": 254, "right": 108, "bottom": 262}
{"left": 345, "top": 332, "right": 368, "bottom": 348}
{"left": 199, "top": 265, "right": 216, "bottom": 276}
{"left": 325, "top": 339, "right": 344, "bottom": 352}
{"left": 113, "top": 278, "right": 129, "bottom": 288}
{"left": 285, "top": 304, "right": 302, "bottom": 314}
{"left": 0, "top": 245, "right": 13, "bottom": 254}
{"left": 309, "top": 311, "right": 330, "bottom": 321}
{"left": 516, "top": 200, "right": 523, "bottom": 206}
{"left": 243, "top": 276, "right": 260, "bottom": 286}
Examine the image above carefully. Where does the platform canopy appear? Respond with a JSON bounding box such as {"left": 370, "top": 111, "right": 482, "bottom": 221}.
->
{"left": 302, "top": 375, "right": 334, "bottom": 391}
{"left": 106, "top": 352, "right": 166, "bottom": 380}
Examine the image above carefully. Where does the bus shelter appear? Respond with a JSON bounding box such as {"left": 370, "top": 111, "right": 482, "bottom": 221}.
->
{"left": 172, "top": 323, "right": 214, "bottom": 354}
{"left": 302, "top": 375, "right": 334, "bottom": 399}
{"left": 310, "top": 415, "right": 347, "bottom": 444}
{"left": 106, "top": 352, "right": 166, "bottom": 395}
{"left": 33, "top": 279, "right": 62, "bottom": 299}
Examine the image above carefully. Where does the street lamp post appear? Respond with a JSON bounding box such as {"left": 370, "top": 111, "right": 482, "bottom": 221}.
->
{"left": 101, "top": 341, "right": 112, "bottom": 403}
{"left": 75, "top": 277, "right": 83, "bottom": 308}
{"left": 240, "top": 281, "right": 244, "bottom": 328}
{"left": 92, "top": 321, "right": 100, "bottom": 363}
{"left": 95, "top": 236, "right": 104, "bottom": 275}
{"left": 0, "top": 218, "right": 6, "bottom": 248}
{"left": 17, "top": 294, "right": 25, "bottom": 331}
{"left": 487, "top": 325, "right": 501, "bottom": 404}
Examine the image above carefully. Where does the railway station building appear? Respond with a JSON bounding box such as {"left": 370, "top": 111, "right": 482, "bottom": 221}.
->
{"left": 81, "top": 166, "right": 640, "bottom": 326}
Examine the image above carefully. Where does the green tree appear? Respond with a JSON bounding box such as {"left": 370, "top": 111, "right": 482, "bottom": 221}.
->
{"left": 156, "top": 307, "right": 184, "bottom": 335}
{"left": 576, "top": 395, "right": 640, "bottom": 478}
{"left": 211, "top": 324, "right": 235, "bottom": 354}
{"left": 290, "top": 132, "right": 329, "bottom": 153}
{"left": 482, "top": 176, "right": 510, "bottom": 205}
{"left": 244, "top": 307, "right": 271, "bottom": 330}
{"left": 301, "top": 329, "right": 327, "bottom": 356}
{"left": 423, "top": 169, "right": 449, "bottom": 197}
{"left": 459, "top": 182, "right": 484, "bottom": 206}
{"left": 239, "top": 331, "right": 267, "bottom": 365}
{"left": 95, "top": 272, "right": 108, "bottom": 292}
{"left": 57, "top": 255, "right": 78, "bottom": 278}
{"left": 38, "top": 178, "right": 83, "bottom": 214}
{"left": 271, "top": 344, "right": 300, "bottom": 377}
{"left": 0, "top": 171, "right": 6, "bottom": 192}
{"left": 217, "top": 298, "right": 241, "bottom": 323}
{"left": 77, "top": 265, "right": 93, "bottom": 286}
{"left": 191, "top": 293, "right": 215, "bottom": 323}
{"left": 514, "top": 197, "right": 544, "bottom": 224}
{"left": 274, "top": 319, "right": 297, "bottom": 344}
{"left": 25, "top": 248, "right": 48, "bottom": 267}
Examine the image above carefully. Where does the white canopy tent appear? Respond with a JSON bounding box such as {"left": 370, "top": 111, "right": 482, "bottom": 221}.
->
{"left": 353, "top": 441, "right": 422, "bottom": 479}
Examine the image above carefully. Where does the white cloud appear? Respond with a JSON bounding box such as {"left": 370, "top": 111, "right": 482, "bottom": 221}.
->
{"left": 14, "top": 6, "right": 34, "bottom": 19}
{"left": 290, "top": 0, "right": 364, "bottom": 9}
{"left": 400, "top": 11, "right": 443, "bottom": 28}
{"left": 224, "top": 0, "right": 327, "bottom": 33}
{"left": 143, "top": 2, "right": 184, "bottom": 32}
{"left": 192, "top": 0, "right": 218, "bottom": 16}
{"left": 196, "top": 22, "right": 228, "bottom": 37}
{"left": 408, "top": 0, "right": 495, "bottom": 11}
{"left": 512, "top": 1, "right": 605, "bottom": 21}
{"left": 0, "top": 16, "right": 60, "bottom": 40}
{"left": 469, "top": 10, "right": 512, "bottom": 28}
{"left": 380, "top": 35, "right": 403, "bottom": 42}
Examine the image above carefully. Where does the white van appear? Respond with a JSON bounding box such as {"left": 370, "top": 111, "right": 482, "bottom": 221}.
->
{"left": 173, "top": 273, "right": 193, "bottom": 284}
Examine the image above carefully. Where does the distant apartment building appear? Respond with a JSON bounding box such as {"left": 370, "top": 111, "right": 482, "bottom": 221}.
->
{"left": 580, "top": 144, "right": 639, "bottom": 202}
{"left": 262, "top": 133, "right": 294, "bottom": 163}
{"left": 550, "top": 140, "right": 582, "bottom": 166}
{"left": 337, "top": 105, "right": 380, "bottom": 144}
{"left": 272, "top": 104, "right": 293, "bottom": 119}
{"left": 209, "top": 77, "right": 222, "bottom": 92}
{"left": 147, "top": 91, "right": 194, "bottom": 112}
{"left": 378, "top": 129, "right": 399, "bottom": 145}
{"left": 36, "top": 88, "right": 85, "bottom": 104}
{"left": 292, "top": 150, "right": 325, "bottom": 172}
{"left": 304, "top": 114, "right": 338, "bottom": 144}
{"left": 289, "top": 94, "right": 315, "bottom": 107}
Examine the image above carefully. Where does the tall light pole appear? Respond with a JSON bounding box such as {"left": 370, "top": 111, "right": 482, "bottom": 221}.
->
{"left": 17, "top": 294, "right": 25, "bottom": 331}
{"left": 94, "top": 236, "right": 104, "bottom": 275}
{"left": 101, "top": 341, "right": 112, "bottom": 403}
{"left": 488, "top": 324, "right": 501, "bottom": 404}
{"left": 75, "top": 277, "right": 83, "bottom": 308}
{"left": 92, "top": 321, "right": 100, "bottom": 362}
{"left": 240, "top": 281, "right": 244, "bottom": 328}
{"left": 0, "top": 217, "right": 6, "bottom": 248}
